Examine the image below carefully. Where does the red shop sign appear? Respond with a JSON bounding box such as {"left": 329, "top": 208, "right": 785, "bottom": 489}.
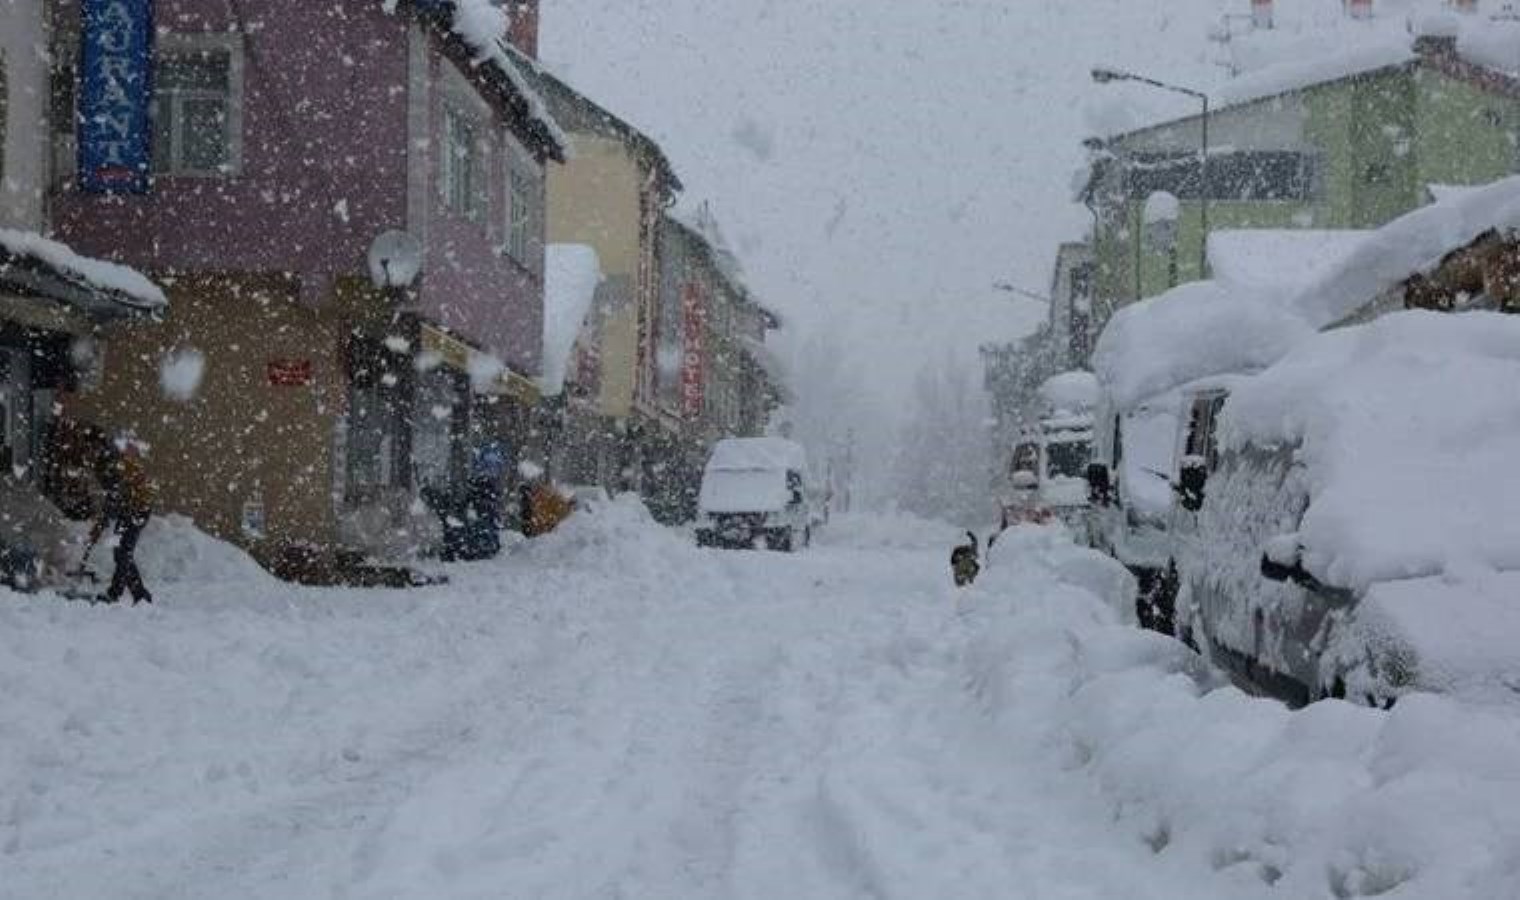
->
{"left": 267, "top": 359, "right": 314, "bottom": 387}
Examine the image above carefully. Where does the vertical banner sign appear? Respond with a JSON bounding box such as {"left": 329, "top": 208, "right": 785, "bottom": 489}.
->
{"left": 680, "top": 282, "right": 707, "bottom": 420}
{"left": 79, "top": 0, "right": 155, "bottom": 194}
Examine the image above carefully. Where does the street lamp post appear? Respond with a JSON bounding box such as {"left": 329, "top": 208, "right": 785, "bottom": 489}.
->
{"left": 1092, "top": 67, "right": 1210, "bottom": 277}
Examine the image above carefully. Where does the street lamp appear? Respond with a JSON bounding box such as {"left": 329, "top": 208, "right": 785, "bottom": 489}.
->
{"left": 1091, "top": 67, "right": 1210, "bottom": 276}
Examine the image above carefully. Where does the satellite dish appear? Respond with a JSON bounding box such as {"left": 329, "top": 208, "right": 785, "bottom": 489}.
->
{"left": 367, "top": 230, "right": 423, "bottom": 289}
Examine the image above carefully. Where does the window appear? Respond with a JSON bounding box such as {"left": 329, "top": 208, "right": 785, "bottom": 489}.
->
{"left": 506, "top": 165, "right": 531, "bottom": 262}
{"left": 152, "top": 42, "right": 241, "bottom": 176}
{"left": 1182, "top": 392, "right": 1227, "bottom": 472}
{"left": 441, "top": 107, "right": 486, "bottom": 222}
{"left": 1, "top": 51, "right": 7, "bottom": 186}
{"left": 1126, "top": 150, "right": 1323, "bottom": 202}
{"left": 1046, "top": 440, "right": 1091, "bottom": 480}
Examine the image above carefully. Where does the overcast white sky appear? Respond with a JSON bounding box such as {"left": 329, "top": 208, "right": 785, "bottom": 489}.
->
{"left": 540, "top": 1, "right": 1233, "bottom": 392}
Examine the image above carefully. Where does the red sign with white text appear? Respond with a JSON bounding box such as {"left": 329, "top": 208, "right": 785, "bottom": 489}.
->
{"left": 267, "top": 359, "right": 314, "bottom": 387}
{"left": 680, "top": 282, "right": 707, "bottom": 420}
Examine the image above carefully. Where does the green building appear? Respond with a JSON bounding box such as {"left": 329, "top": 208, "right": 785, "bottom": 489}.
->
{"left": 1080, "top": 32, "right": 1520, "bottom": 316}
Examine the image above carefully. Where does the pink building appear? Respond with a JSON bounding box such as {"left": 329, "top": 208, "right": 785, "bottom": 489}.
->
{"left": 51, "top": 0, "right": 565, "bottom": 574}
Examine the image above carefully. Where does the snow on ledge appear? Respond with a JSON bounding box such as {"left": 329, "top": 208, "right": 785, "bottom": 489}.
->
{"left": 539, "top": 244, "right": 602, "bottom": 397}
{"left": 0, "top": 228, "right": 166, "bottom": 309}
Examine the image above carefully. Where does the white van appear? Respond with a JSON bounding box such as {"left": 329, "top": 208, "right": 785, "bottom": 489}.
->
{"left": 695, "top": 438, "right": 821, "bottom": 551}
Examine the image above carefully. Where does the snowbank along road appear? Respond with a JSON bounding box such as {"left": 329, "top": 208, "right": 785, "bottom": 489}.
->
{"left": 3, "top": 502, "right": 1519, "bottom": 898}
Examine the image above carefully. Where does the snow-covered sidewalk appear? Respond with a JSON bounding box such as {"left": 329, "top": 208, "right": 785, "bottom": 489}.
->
{"left": 2, "top": 505, "right": 1517, "bottom": 898}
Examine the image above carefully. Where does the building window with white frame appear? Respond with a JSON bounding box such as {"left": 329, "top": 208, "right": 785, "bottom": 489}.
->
{"left": 441, "top": 107, "right": 486, "bottom": 222}
{"left": 506, "top": 165, "right": 531, "bottom": 263}
{"left": 152, "top": 41, "right": 242, "bottom": 176}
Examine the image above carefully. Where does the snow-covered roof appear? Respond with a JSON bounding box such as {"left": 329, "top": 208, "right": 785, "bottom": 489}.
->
{"left": 385, "top": 0, "right": 569, "bottom": 159}
{"left": 1288, "top": 175, "right": 1520, "bottom": 327}
{"left": 1091, "top": 5, "right": 1520, "bottom": 145}
{"left": 507, "top": 52, "right": 683, "bottom": 194}
{"left": 0, "top": 228, "right": 165, "bottom": 310}
{"left": 1092, "top": 279, "right": 1313, "bottom": 411}
{"left": 539, "top": 243, "right": 602, "bottom": 397}
{"left": 705, "top": 437, "right": 807, "bottom": 473}
{"left": 1214, "top": 42, "right": 1416, "bottom": 109}
{"left": 671, "top": 202, "right": 747, "bottom": 287}
{"left": 1220, "top": 309, "right": 1520, "bottom": 593}
{"left": 1206, "top": 229, "right": 1372, "bottom": 296}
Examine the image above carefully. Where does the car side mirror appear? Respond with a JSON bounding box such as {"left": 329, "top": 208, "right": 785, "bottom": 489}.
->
{"left": 1085, "top": 463, "right": 1112, "bottom": 506}
{"left": 1177, "top": 457, "right": 1207, "bottom": 512}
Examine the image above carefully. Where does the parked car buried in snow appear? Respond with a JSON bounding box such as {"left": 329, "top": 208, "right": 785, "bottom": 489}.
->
{"left": 695, "top": 438, "right": 821, "bottom": 551}
{"left": 1086, "top": 281, "right": 1312, "bottom": 635}
{"left": 1172, "top": 311, "right": 1520, "bottom": 709}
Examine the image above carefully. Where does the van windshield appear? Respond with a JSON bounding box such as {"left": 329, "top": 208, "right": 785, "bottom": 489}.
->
{"left": 1046, "top": 440, "right": 1090, "bottom": 479}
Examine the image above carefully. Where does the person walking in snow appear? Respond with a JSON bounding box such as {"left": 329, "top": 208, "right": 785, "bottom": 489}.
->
{"left": 86, "top": 434, "right": 157, "bottom": 605}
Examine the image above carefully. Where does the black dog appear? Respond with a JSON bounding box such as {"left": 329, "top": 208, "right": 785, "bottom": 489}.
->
{"left": 950, "top": 531, "right": 980, "bottom": 587}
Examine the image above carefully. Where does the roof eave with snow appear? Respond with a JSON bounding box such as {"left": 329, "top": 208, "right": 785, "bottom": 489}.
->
{"left": 400, "top": 1, "right": 570, "bottom": 162}
{"left": 505, "top": 47, "right": 683, "bottom": 195}
{"left": 0, "top": 229, "right": 166, "bottom": 319}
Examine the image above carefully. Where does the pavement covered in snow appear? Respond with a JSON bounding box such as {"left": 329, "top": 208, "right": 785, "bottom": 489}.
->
{"left": 3, "top": 505, "right": 1519, "bottom": 899}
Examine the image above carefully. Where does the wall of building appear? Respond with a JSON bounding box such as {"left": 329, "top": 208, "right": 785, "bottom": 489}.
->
{"left": 1415, "top": 70, "right": 1520, "bottom": 188}
{"left": 53, "top": 1, "right": 411, "bottom": 292}
{"left": 0, "top": 0, "right": 49, "bottom": 231}
{"left": 63, "top": 274, "right": 346, "bottom": 551}
{"left": 1092, "top": 63, "right": 1520, "bottom": 309}
{"left": 420, "top": 50, "right": 545, "bottom": 375}
{"left": 545, "top": 134, "right": 643, "bottom": 418}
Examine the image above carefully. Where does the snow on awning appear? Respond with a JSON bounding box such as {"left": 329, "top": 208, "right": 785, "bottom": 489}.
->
{"left": 1207, "top": 229, "right": 1372, "bottom": 296}
{"left": 539, "top": 244, "right": 602, "bottom": 398}
{"left": 0, "top": 228, "right": 166, "bottom": 316}
{"left": 1288, "top": 175, "right": 1520, "bottom": 327}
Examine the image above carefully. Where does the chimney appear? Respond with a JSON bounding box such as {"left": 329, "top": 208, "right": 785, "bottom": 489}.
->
{"left": 1252, "top": 0, "right": 1274, "bottom": 29}
{"left": 1452, "top": 0, "right": 1478, "bottom": 12}
{"left": 507, "top": 0, "right": 539, "bottom": 59}
{"left": 1346, "top": 0, "right": 1373, "bottom": 19}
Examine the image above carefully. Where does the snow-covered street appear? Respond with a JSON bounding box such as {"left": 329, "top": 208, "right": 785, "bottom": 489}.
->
{"left": 5, "top": 506, "right": 1518, "bottom": 899}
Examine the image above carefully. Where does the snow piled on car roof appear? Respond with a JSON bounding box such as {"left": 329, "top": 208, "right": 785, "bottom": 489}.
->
{"left": 1219, "top": 310, "right": 1520, "bottom": 593}
{"left": 705, "top": 437, "right": 807, "bottom": 472}
{"left": 1092, "top": 280, "right": 1313, "bottom": 411}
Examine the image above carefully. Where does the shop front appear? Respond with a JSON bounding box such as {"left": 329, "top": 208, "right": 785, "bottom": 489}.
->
{"left": 0, "top": 235, "right": 163, "bottom": 587}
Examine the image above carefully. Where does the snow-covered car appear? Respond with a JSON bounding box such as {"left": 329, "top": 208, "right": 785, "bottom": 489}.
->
{"left": 998, "top": 372, "right": 1095, "bottom": 531}
{"left": 695, "top": 437, "right": 820, "bottom": 551}
{"left": 1086, "top": 280, "right": 1312, "bottom": 633}
{"left": 1174, "top": 311, "right": 1520, "bottom": 708}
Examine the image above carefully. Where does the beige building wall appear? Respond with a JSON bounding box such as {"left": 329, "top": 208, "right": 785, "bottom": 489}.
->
{"left": 1, "top": 0, "right": 51, "bottom": 231}
{"left": 545, "top": 134, "right": 644, "bottom": 419}
{"left": 64, "top": 275, "right": 347, "bottom": 555}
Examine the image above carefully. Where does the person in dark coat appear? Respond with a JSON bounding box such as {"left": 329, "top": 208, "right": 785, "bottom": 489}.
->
{"left": 87, "top": 436, "right": 156, "bottom": 605}
{"left": 461, "top": 441, "right": 507, "bottom": 560}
